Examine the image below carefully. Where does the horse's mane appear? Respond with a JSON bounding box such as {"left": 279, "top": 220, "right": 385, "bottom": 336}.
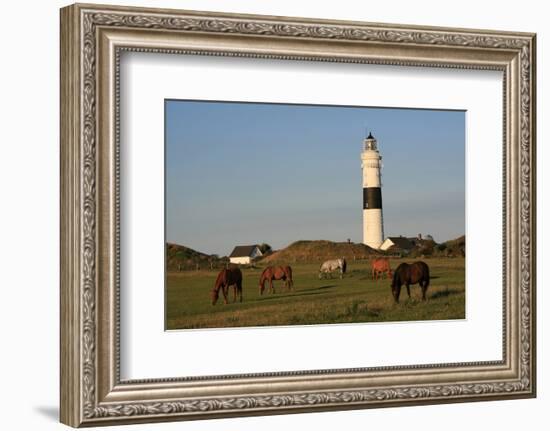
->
{"left": 391, "top": 263, "right": 403, "bottom": 287}
{"left": 259, "top": 266, "right": 271, "bottom": 280}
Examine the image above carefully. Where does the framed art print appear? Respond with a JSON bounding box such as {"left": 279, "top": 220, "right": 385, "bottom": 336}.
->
{"left": 60, "top": 3, "right": 536, "bottom": 426}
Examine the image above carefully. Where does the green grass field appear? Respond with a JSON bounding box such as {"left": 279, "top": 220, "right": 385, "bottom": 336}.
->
{"left": 166, "top": 257, "right": 465, "bottom": 330}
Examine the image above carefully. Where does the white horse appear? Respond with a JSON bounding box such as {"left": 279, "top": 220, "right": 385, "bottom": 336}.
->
{"left": 319, "top": 258, "right": 347, "bottom": 279}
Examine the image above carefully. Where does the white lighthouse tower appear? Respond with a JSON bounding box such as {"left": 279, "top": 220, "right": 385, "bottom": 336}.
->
{"left": 361, "top": 132, "right": 384, "bottom": 248}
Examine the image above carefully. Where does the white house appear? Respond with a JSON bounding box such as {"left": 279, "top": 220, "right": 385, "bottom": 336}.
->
{"left": 379, "top": 236, "right": 415, "bottom": 252}
{"left": 229, "top": 245, "right": 263, "bottom": 264}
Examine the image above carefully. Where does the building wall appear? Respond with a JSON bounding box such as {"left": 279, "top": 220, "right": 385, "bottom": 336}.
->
{"left": 230, "top": 256, "right": 251, "bottom": 264}
{"left": 362, "top": 149, "right": 384, "bottom": 248}
{"left": 379, "top": 238, "right": 394, "bottom": 251}
{"left": 363, "top": 209, "right": 384, "bottom": 248}
{"left": 250, "top": 248, "right": 263, "bottom": 259}
{"left": 361, "top": 151, "right": 382, "bottom": 187}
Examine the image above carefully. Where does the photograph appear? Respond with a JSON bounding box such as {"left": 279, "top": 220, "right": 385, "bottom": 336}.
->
{"left": 165, "top": 100, "right": 466, "bottom": 330}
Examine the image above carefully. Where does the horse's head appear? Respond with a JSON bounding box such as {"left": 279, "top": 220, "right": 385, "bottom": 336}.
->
{"left": 210, "top": 288, "right": 219, "bottom": 305}
{"left": 258, "top": 269, "right": 269, "bottom": 295}
{"left": 391, "top": 285, "right": 400, "bottom": 303}
{"left": 390, "top": 272, "right": 400, "bottom": 303}
{"left": 390, "top": 275, "right": 404, "bottom": 304}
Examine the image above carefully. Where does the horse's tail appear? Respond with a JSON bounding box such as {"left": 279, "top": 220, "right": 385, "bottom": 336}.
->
{"left": 341, "top": 258, "right": 347, "bottom": 274}
{"left": 233, "top": 267, "right": 243, "bottom": 283}
{"left": 286, "top": 266, "right": 293, "bottom": 288}
{"left": 424, "top": 263, "right": 430, "bottom": 287}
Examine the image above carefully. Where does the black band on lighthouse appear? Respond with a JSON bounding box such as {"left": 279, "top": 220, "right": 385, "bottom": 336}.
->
{"left": 363, "top": 187, "right": 382, "bottom": 209}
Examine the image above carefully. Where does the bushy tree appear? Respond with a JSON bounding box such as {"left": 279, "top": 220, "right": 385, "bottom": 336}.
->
{"left": 259, "top": 243, "right": 272, "bottom": 254}
{"left": 436, "top": 243, "right": 447, "bottom": 252}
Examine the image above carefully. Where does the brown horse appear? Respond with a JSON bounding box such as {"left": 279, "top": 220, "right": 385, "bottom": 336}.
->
{"left": 211, "top": 267, "right": 243, "bottom": 305}
{"left": 391, "top": 261, "right": 430, "bottom": 303}
{"left": 259, "top": 266, "right": 293, "bottom": 295}
{"left": 371, "top": 257, "right": 392, "bottom": 280}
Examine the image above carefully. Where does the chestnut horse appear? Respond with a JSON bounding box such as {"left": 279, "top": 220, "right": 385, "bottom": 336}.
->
{"left": 259, "top": 266, "right": 293, "bottom": 295}
{"left": 371, "top": 257, "right": 392, "bottom": 280}
{"left": 391, "top": 261, "right": 430, "bottom": 303}
{"left": 211, "top": 267, "right": 243, "bottom": 305}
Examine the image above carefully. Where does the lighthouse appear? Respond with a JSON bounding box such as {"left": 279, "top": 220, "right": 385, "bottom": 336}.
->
{"left": 361, "top": 132, "right": 384, "bottom": 249}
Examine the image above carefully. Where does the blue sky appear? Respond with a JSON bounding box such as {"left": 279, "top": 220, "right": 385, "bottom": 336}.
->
{"left": 166, "top": 100, "right": 465, "bottom": 256}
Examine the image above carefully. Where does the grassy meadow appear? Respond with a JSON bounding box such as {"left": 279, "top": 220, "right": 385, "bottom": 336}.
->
{"left": 165, "top": 257, "right": 465, "bottom": 330}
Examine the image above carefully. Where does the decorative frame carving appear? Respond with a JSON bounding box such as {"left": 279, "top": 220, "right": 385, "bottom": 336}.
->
{"left": 60, "top": 3, "right": 536, "bottom": 427}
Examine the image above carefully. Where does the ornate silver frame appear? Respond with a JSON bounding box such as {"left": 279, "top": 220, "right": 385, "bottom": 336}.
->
{"left": 60, "top": 3, "right": 536, "bottom": 427}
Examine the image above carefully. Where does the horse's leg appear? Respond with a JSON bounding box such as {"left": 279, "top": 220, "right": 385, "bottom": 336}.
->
{"left": 238, "top": 281, "right": 243, "bottom": 302}
{"left": 406, "top": 283, "right": 411, "bottom": 299}
{"left": 270, "top": 278, "right": 274, "bottom": 294}
{"left": 421, "top": 280, "right": 427, "bottom": 301}
{"left": 233, "top": 284, "right": 237, "bottom": 302}
{"left": 222, "top": 285, "right": 229, "bottom": 304}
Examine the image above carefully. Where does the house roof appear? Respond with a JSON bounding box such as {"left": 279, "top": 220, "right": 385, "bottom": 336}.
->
{"left": 386, "top": 236, "right": 414, "bottom": 250}
{"left": 229, "top": 245, "right": 260, "bottom": 258}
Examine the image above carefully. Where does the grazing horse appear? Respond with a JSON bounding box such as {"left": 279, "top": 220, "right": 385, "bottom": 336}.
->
{"left": 211, "top": 267, "right": 243, "bottom": 305}
{"left": 371, "top": 257, "right": 392, "bottom": 281}
{"left": 319, "top": 258, "right": 347, "bottom": 279}
{"left": 391, "top": 261, "right": 430, "bottom": 303}
{"left": 259, "top": 266, "right": 293, "bottom": 295}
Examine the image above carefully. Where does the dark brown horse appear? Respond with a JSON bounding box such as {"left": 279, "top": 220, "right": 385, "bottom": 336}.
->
{"left": 259, "top": 266, "right": 293, "bottom": 295}
{"left": 371, "top": 257, "right": 392, "bottom": 281}
{"left": 211, "top": 267, "right": 243, "bottom": 305}
{"left": 391, "top": 261, "right": 430, "bottom": 303}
